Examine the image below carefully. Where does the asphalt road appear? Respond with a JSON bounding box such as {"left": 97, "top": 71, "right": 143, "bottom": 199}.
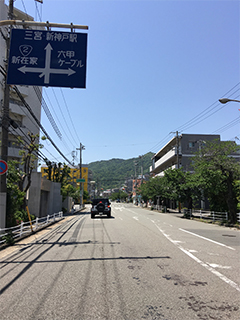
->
{"left": 0, "top": 203, "right": 239, "bottom": 320}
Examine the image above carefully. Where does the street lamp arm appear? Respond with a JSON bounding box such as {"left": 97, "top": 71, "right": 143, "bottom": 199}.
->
{"left": 219, "top": 98, "right": 240, "bottom": 104}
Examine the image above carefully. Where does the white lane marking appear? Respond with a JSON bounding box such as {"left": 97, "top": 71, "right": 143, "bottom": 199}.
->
{"left": 118, "top": 217, "right": 123, "bottom": 221}
{"left": 207, "top": 263, "right": 231, "bottom": 269}
{"left": 179, "top": 228, "right": 235, "bottom": 251}
{"left": 133, "top": 216, "right": 139, "bottom": 221}
{"left": 126, "top": 208, "right": 139, "bottom": 215}
{"left": 153, "top": 222, "right": 240, "bottom": 293}
{"left": 164, "top": 222, "right": 173, "bottom": 227}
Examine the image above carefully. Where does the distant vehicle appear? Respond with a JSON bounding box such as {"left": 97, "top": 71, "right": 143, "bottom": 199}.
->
{"left": 116, "top": 199, "right": 120, "bottom": 203}
{"left": 91, "top": 198, "right": 111, "bottom": 219}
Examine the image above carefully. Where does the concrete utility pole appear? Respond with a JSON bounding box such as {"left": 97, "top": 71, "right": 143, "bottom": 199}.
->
{"left": 0, "top": 0, "right": 13, "bottom": 229}
{"left": 76, "top": 143, "right": 85, "bottom": 207}
{"left": 139, "top": 155, "right": 143, "bottom": 185}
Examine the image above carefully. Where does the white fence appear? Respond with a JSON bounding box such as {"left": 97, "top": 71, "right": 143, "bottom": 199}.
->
{"left": 150, "top": 206, "right": 240, "bottom": 223}
{"left": 0, "top": 211, "right": 63, "bottom": 245}
{"left": 184, "top": 209, "right": 240, "bottom": 223}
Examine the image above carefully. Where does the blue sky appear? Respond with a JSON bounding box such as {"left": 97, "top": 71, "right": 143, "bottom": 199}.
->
{"left": 10, "top": 0, "right": 240, "bottom": 165}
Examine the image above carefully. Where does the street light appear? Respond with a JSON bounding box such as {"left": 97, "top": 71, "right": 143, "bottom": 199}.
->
{"left": 219, "top": 98, "right": 240, "bottom": 104}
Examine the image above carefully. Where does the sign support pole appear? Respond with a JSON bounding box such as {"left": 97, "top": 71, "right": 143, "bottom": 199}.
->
{"left": 0, "top": 0, "right": 13, "bottom": 229}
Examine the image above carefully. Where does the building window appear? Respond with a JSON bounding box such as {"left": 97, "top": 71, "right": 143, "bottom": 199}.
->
{"left": 189, "top": 142, "right": 195, "bottom": 148}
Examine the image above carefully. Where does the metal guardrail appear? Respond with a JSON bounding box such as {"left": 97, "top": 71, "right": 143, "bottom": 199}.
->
{"left": 0, "top": 211, "right": 63, "bottom": 245}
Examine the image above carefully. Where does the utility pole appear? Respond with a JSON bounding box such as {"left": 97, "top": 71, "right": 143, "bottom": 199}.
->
{"left": 133, "top": 160, "right": 138, "bottom": 205}
{"left": 76, "top": 143, "right": 85, "bottom": 207}
{"left": 0, "top": 0, "right": 13, "bottom": 228}
{"left": 139, "top": 155, "right": 143, "bottom": 185}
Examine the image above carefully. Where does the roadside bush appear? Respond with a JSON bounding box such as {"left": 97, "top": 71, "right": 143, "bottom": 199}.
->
{"left": 3, "top": 231, "right": 15, "bottom": 246}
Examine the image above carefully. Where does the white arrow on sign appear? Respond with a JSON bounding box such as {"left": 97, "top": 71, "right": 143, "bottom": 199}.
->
{"left": 18, "top": 43, "right": 76, "bottom": 84}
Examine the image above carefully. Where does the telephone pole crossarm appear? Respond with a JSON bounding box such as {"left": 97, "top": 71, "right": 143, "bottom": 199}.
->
{"left": 0, "top": 20, "right": 88, "bottom": 30}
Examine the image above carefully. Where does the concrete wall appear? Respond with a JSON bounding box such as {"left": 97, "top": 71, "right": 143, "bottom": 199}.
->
{"left": 28, "top": 172, "right": 42, "bottom": 217}
{"left": 62, "top": 196, "right": 73, "bottom": 212}
{"left": 28, "top": 173, "right": 62, "bottom": 218}
{"left": 49, "top": 182, "right": 62, "bottom": 214}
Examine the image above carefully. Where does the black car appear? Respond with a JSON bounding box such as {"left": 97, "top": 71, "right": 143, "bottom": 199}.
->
{"left": 91, "top": 198, "right": 111, "bottom": 218}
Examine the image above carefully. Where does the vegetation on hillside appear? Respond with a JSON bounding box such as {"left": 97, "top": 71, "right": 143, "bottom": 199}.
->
{"left": 88, "top": 152, "right": 154, "bottom": 190}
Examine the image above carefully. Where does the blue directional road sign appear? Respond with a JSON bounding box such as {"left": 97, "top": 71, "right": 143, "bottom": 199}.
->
{"left": 7, "top": 29, "right": 87, "bottom": 88}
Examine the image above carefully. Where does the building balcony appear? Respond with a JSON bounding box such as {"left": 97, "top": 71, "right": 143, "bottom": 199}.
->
{"left": 151, "top": 148, "right": 176, "bottom": 173}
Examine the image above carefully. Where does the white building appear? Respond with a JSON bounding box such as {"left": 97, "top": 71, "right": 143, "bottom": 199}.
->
{"left": 0, "top": 0, "right": 42, "bottom": 162}
{"left": 150, "top": 134, "right": 221, "bottom": 177}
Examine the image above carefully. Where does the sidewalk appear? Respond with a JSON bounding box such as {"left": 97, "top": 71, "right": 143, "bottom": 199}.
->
{"left": 0, "top": 207, "right": 87, "bottom": 258}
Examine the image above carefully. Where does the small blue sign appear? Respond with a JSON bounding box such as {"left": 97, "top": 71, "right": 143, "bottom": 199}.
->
{"left": 7, "top": 29, "right": 87, "bottom": 88}
{"left": 0, "top": 160, "right": 8, "bottom": 175}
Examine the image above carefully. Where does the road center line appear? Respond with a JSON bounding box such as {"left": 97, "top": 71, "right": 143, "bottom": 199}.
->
{"left": 152, "top": 221, "right": 240, "bottom": 293}
{"left": 179, "top": 228, "right": 235, "bottom": 251}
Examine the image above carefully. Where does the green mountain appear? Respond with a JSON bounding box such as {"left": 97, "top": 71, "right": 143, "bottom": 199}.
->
{"left": 88, "top": 152, "right": 154, "bottom": 190}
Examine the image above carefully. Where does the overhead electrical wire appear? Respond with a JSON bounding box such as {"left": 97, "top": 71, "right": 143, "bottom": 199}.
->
{"left": 175, "top": 83, "right": 240, "bottom": 133}
{"left": 8, "top": 125, "right": 48, "bottom": 164}
{"left": 148, "top": 83, "right": 240, "bottom": 155}
{"left": 51, "top": 88, "right": 79, "bottom": 146}
{"left": 212, "top": 116, "right": 240, "bottom": 134}
{"left": 33, "top": 86, "right": 62, "bottom": 140}
{"left": 12, "top": 85, "right": 73, "bottom": 165}
{"left": 43, "top": 89, "right": 76, "bottom": 152}
{"left": 60, "top": 88, "right": 80, "bottom": 143}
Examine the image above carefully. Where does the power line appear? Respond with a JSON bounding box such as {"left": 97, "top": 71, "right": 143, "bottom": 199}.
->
{"left": 175, "top": 84, "right": 240, "bottom": 133}
{"left": 12, "top": 85, "right": 73, "bottom": 165}
{"left": 212, "top": 116, "right": 240, "bottom": 134}
{"left": 149, "top": 83, "right": 240, "bottom": 155}
{"left": 34, "top": 86, "right": 62, "bottom": 140}
{"left": 60, "top": 88, "right": 80, "bottom": 143}
{"left": 51, "top": 88, "right": 79, "bottom": 146}
{"left": 43, "top": 89, "right": 75, "bottom": 152}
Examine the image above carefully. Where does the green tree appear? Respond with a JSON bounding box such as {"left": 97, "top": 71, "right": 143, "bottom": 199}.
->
{"left": 6, "top": 133, "right": 42, "bottom": 226}
{"left": 111, "top": 190, "right": 128, "bottom": 201}
{"left": 18, "top": 133, "right": 43, "bottom": 209}
{"left": 83, "top": 190, "right": 89, "bottom": 202}
{"left": 138, "top": 176, "right": 167, "bottom": 204}
{"left": 44, "top": 162, "right": 71, "bottom": 201}
{"left": 164, "top": 168, "right": 201, "bottom": 211}
{"left": 6, "top": 161, "right": 25, "bottom": 227}
{"left": 192, "top": 140, "right": 240, "bottom": 223}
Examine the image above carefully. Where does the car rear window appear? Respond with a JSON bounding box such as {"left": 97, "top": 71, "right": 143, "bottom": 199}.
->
{"left": 92, "top": 199, "right": 110, "bottom": 205}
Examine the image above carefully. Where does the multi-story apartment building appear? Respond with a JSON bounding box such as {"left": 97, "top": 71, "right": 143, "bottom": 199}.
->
{"left": 150, "top": 134, "right": 220, "bottom": 176}
{"left": 0, "top": 0, "right": 42, "bottom": 162}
